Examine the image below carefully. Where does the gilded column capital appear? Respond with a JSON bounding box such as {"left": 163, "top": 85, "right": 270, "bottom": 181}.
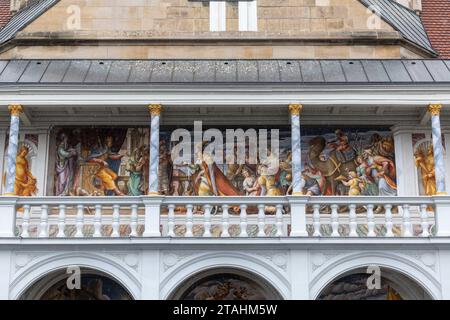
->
{"left": 148, "top": 104, "right": 162, "bottom": 116}
{"left": 8, "top": 104, "right": 23, "bottom": 116}
{"left": 289, "top": 104, "right": 303, "bottom": 116}
{"left": 428, "top": 104, "right": 442, "bottom": 116}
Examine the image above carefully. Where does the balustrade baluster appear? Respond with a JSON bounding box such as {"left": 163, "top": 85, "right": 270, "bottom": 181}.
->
{"left": 203, "top": 205, "right": 212, "bottom": 237}
{"left": 331, "top": 204, "right": 339, "bottom": 237}
{"left": 185, "top": 204, "right": 193, "bottom": 237}
{"left": 75, "top": 204, "right": 84, "bottom": 237}
{"left": 93, "top": 205, "right": 102, "bottom": 237}
{"left": 167, "top": 204, "right": 175, "bottom": 237}
{"left": 275, "top": 204, "right": 283, "bottom": 237}
{"left": 384, "top": 204, "right": 394, "bottom": 237}
{"left": 257, "top": 204, "right": 266, "bottom": 237}
{"left": 312, "top": 204, "right": 321, "bottom": 237}
{"left": 38, "top": 205, "right": 48, "bottom": 238}
{"left": 21, "top": 204, "right": 30, "bottom": 238}
{"left": 111, "top": 204, "right": 120, "bottom": 237}
{"left": 367, "top": 204, "right": 375, "bottom": 237}
{"left": 402, "top": 204, "right": 412, "bottom": 237}
{"left": 420, "top": 204, "right": 430, "bottom": 237}
{"left": 349, "top": 204, "right": 357, "bottom": 237}
{"left": 56, "top": 204, "right": 66, "bottom": 238}
{"left": 239, "top": 204, "right": 248, "bottom": 237}
{"left": 130, "top": 204, "right": 138, "bottom": 237}
{"left": 221, "top": 204, "right": 230, "bottom": 237}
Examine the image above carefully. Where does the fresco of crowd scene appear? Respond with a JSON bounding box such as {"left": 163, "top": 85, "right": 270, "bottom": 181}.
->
{"left": 52, "top": 127, "right": 397, "bottom": 198}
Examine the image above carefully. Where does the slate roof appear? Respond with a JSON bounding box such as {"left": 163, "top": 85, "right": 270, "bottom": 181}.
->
{"left": 358, "top": 0, "right": 435, "bottom": 54}
{"left": 0, "top": 59, "right": 448, "bottom": 85}
{"left": 0, "top": 0, "right": 437, "bottom": 56}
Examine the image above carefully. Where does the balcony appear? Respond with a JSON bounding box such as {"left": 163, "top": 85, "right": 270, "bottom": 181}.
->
{"left": 2, "top": 195, "right": 448, "bottom": 239}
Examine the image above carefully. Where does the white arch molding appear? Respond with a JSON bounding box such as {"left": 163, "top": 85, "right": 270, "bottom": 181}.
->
{"left": 9, "top": 252, "right": 141, "bottom": 300}
{"left": 160, "top": 251, "right": 290, "bottom": 300}
{"left": 309, "top": 251, "right": 441, "bottom": 300}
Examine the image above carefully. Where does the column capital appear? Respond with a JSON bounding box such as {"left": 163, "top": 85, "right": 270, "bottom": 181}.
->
{"left": 148, "top": 104, "right": 162, "bottom": 116}
{"left": 289, "top": 104, "right": 303, "bottom": 116}
{"left": 8, "top": 104, "right": 23, "bottom": 116}
{"left": 428, "top": 104, "right": 442, "bottom": 116}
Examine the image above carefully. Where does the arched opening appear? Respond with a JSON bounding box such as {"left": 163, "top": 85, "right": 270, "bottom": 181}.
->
{"left": 19, "top": 267, "right": 133, "bottom": 300}
{"left": 169, "top": 268, "right": 283, "bottom": 300}
{"left": 317, "top": 267, "right": 433, "bottom": 300}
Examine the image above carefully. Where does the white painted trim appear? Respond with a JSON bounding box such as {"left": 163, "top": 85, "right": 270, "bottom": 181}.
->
{"left": 209, "top": 1, "right": 226, "bottom": 32}
{"left": 239, "top": 1, "right": 257, "bottom": 31}
{"left": 0, "top": 85, "right": 448, "bottom": 106}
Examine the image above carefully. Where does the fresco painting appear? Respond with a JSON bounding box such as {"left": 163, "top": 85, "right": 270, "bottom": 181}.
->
{"left": 39, "top": 274, "right": 132, "bottom": 300}
{"left": 50, "top": 126, "right": 396, "bottom": 199}
{"left": 318, "top": 273, "right": 402, "bottom": 300}
{"left": 53, "top": 127, "right": 149, "bottom": 196}
{"left": 179, "top": 274, "right": 274, "bottom": 300}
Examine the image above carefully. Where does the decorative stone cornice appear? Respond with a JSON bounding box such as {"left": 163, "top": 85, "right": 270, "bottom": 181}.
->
{"left": 148, "top": 104, "right": 162, "bottom": 116}
{"left": 428, "top": 104, "right": 442, "bottom": 116}
{"left": 289, "top": 104, "right": 303, "bottom": 116}
{"left": 8, "top": 104, "right": 23, "bottom": 116}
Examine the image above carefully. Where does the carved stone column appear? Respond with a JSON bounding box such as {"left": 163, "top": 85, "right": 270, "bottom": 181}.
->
{"left": 4, "top": 104, "right": 23, "bottom": 195}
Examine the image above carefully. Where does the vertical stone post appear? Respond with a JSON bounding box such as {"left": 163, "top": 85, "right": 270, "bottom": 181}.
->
{"left": 429, "top": 104, "right": 446, "bottom": 194}
{"left": 289, "top": 104, "right": 304, "bottom": 195}
{"left": 4, "top": 104, "right": 23, "bottom": 196}
{"left": 148, "top": 104, "right": 162, "bottom": 196}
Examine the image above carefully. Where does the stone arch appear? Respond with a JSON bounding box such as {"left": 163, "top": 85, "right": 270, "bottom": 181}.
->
{"left": 310, "top": 251, "right": 440, "bottom": 300}
{"left": 161, "top": 251, "right": 289, "bottom": 300}
{"left": 19, "top": 267, "right": 133, "bottom": 300}
{"left": 10, "top": 252, "right": 141, "bottom": 300}
{"left": 168, "top": 267, "right": 283, "bottom": 300}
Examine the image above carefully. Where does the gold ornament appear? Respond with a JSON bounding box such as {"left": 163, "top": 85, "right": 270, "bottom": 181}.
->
{"left": 148, "top": 104, "right": 162, "bottom": 116}
{"left": 289, "top": 104, "right": 303, "bottom": 116}
{"left": 8, "top": 104, "right": 23, "bottom": 116}
{"left": 428, "top": 104, "right": 442, "bottom": 116}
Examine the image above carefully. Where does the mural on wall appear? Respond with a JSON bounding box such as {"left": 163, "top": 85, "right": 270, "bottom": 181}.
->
{"left": 51, "top": 127, "right": 396, "bottom": 198}
{"left": 318, "top": 273, "right": 402, "bottom": 300}
{"left": 53, "top": 127, "right": 149, "bottom": 196}
{"left": 2, "top": 134, "right": 38, "bottom": 196}
{"left": 179, "top": 273, "right": 275, "bottom": 300}
{"left": 301, "top": 128, "right": 396, "bottom": 197}
{"left": 412, "top": 133, "right": 441, "bottom": 196}
{"left": 39, "top": 274, "right": 132, "bottom": 300}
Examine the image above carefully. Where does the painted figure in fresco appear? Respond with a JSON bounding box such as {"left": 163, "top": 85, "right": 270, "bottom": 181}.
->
{"left": 158, "top": 141, "right": 172, "bottom": 195}
{"left": 414, "top": 145, "right": 436, "bottom": 196}
{"left": 308, "top": 136, "right": 357, "bottom": 195}
{"left": 126, "top": 147, "right": 145, "bottom": 196}
{"left": 87, "top": 138, "right": 125, "bottom": 196}
{"left": 300, "top": 165, "right": 323, "bottom": 196}
{"left": 55, "top": 133, "right": 78, "bottom": 196}
{"left": 355, "top": 155, "right": 378, "bottom": 196}
{"left": 242, "top": 167, "right": 260, "bottom": 196}
{"left": 321, "top": 129, "right": 355, "bottom": 163}
{"left": 363, "top": 148, "right": 397, "bottom": 197}
{"left": 14, "top": 145, "right": 37, "bottom": 196}
{"left": 338, "top": 171, "right": 362, "bottom": 196}
{"left": 278, "top": 151, "right": 292, "bottom": 194}
{"left": 192, "top": 147, "right": 241, "bottom": 196}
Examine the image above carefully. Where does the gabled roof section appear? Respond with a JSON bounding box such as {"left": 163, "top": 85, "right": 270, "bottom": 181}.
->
{"left": 421, "top": 0, "right": 450, "bottom": 58}
{"left": 359, "top": 0, "right": 436, "bottom": 55}
{"left": 0, "top": 0, "right": 58, "bottom": 44}
{"left": 0, "top": 59, "right": 449, "bottom": 85}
